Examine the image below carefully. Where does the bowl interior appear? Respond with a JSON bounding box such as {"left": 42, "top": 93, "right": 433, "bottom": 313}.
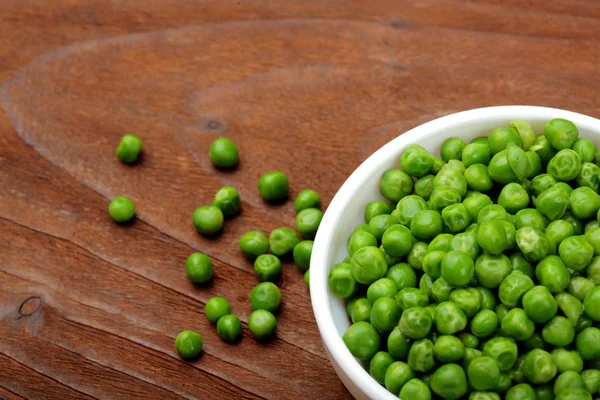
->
{"left": 311, "top": 106, "right": 600, "bottom": 399}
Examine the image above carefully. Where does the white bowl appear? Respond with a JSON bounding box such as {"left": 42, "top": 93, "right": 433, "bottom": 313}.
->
{"left": 310, "top": 106, "right": 600, "bottom": 400}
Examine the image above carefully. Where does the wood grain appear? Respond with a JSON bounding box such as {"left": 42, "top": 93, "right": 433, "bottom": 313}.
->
{"left": 1, "top": 1, "right": 599, "bottom": 399}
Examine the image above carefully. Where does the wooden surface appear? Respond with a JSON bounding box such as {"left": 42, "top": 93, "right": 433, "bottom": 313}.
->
{"left": 1, "top": 1, "right": 599, "bottom": 399}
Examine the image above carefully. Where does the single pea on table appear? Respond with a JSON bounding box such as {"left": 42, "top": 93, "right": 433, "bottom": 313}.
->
{"left": 334, "top": 118, "right": 600, "bottom": 399}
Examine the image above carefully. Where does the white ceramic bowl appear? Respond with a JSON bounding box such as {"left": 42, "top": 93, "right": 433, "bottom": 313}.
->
{"left": 310, "top": 106, "right": 600, "bottom": 400}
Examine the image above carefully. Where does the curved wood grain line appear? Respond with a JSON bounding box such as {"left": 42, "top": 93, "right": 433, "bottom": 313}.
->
{"left": 0, "top": 272, "right": 315, "bottom": 400}
{"left": 0, "top": 386, "right": 26, "bottom": 400}
{"left": 1, "top": 217, "right": 323, "bottom": 360}
{"left": 0, "top": 353, "right": 100, "bottom": 400}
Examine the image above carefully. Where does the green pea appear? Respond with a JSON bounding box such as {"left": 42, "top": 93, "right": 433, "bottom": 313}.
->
{"left": 435, "top": 301, "right": 467, "bottom": 335}
{"left": 304, "top": 269, "right": 310, "bottom": 287}
{"left": 499, "top": 270, "right": 534, "bottom": 308}
{"left": 292, "top": 240, "right": 313, "bottom": 272}
{"left": 522, "top": 285, "right": 557, "bottom": 323}
{"left": 116, "top": 133, "right": 143, "bottom": 163}
{"left": 468, "top": 356, "right": 501, "bottom": 391}
{"left": 544, "top": 118, "right": 579, "bottom": 150}
{"left": 470, "top": 309, "right": 498, "bottom": 338}
{"left": 296, "top": 207, "right": 324, "bottom": 239}
{"left": 586, "top": 220, "right": 600, "bottom": 232}
{"left": 431, "top": 363, "right": 468, "bottom": 399}
{"left": 434, "top": 166, "right": 468, "bottom": 197}
{"left": 366, "top": 278, "right": 397, "bottom": 305}
{"left": 394, "top": 195, "right": 427, "bottom": 225}
{"left": 422, "top": 251, "right": 445, "bottom": 279}
{"left": 464, "top": 164, "right": 494, "bottom": 193}
{"left": 552, "top": 348, "right": 584, "bottom": 374}
{"left": 343, "top": 321, "right": 380, "bottom": 360}
{"left": 248, "top": 309, "right": 277, "bottom": 340}
{"left": 576, "top": 327, "right": 600, "bottom": 360}
{"left": 559, "top": 235, "right": 594, "bottom": 271}
{"left": 581, "top": 369, "right": 600, "bottom": 394}
{"left": 536, "top": 185, "right": 570, "bottom": 221}
{"left": 568, "top": 277, "right": 595, "bottom": 303}
{"left": 475, "top": 253, "right": 511, "bottom": 288}
{"left": 205, "top": 297, "right": 231, "bottom": 324}
{"left": 108, "top": 196, "right": 136, "bottom": 223}
{"left": 371, "top": 297, "right": 401, "bottom": 333}
{"left": 587, "top": 256, "right": 600, "bottom": 285}
{"left": 501, "top": 308, "right": 535, "bottom": 341}
{"left": 364, "top": 200, "right": 391, "bottom": 224}
{"left": 496, "top": 373, "right": 513, "bottom": 393}
{"left": 583, "top": 286, "right": 600, "bottom": 322}
{"left": 586, "top": 228, "right": 600, "bottom": 258}
{"left": 433, "top": 335, "right": 465, "bottom": 363}
{"left": 555, "top": 388, "right": 593, "bottom": 400}
{"left": 542, "top": 316, "right": 575, "bottom": 347}
{"left": 381, "top": 228, "right": 412, "bottom": 261}
{"left": 531, "top": 133, "right": 558, "bottom": 164}
{"left": 477, "top": 220, "right": 508, "bottom": 255}
{"left": 483, "top": 337, "right": 518, "bottom": 372}
{"left": 463, "top": 143, "right": 492, "bottom": 167}
{"left": 216, "top": 314, "right": 243, "bottom": 343}
{"left": 269, "top": 227, "right": 300, "bottom": 256}
{"left": 396, "top": 288, "right": 429, "bottom": 310}
{"left": 523, "top": 349, "right": 557, "bottom": 384}
{"left": 459, "top": 332, "right": 479, "bottom": 348}
{"left": 554, "top": 371, "right": 586, "bottom": 395}
{"left": 573, "top": 139, "right": 596, "bottom": 162}
{"left": 213, "top": 186, "right": 241, "bottom": 217}
{"left": 440, "top": 251, "right": 474, "bottom": 287}
{"left": 548, "top": 149, "right": 582, "bottom": 181}
{"left": 419, "top": 274, "right": 434, "bottom": 299}
{"left": 449, "top": 288, "right": 480, "bottom": 317}
{"left": 175, "top": 330, "right": 203, "bottom": 359}
{"left": 531, "top": 174, "right": 557, "bottom": 197}
{"left": 536, "top": 255, "right": 571, "bottom": 293}
{"left": 368, "top": 351, "right": 394, "bottom": 384}
{"left": 554, "top": 292, "right": 583, "bottom": 327}
{"left": 546, "top": 219, "right": 575, "bottom": 250}
{"left": 369, "top": 214, "right": 399, "bottom": 241}
{"left": 571, "top": 187, "right": 600, "bottom": 220}
{"left": 401, "top": 144, "right": 435, "bottom": 177}
{"left": 415, "top": 174, "right": 435, "bottom": 200}
{"left": 463, "top": 193, "right": 493, "bottom": 221}
{"left": 347, "top": 230, "right": 378, "bottom": 256}
{"left": 488, "top": 150, "right": 519, "bottom": 184}
{"left": 478, "top": 204, "right": 509, "bottom": 223}
{"left": 408, "top": 241, "right": 428, "bottom": 271}
{"left": 350, "top": 246, "right": 387, "bottom": 285}
{"left": 380, "top": 169, "right": 414, "bottom": 202}
{"left": 506, "top": 384, "right": 536, "bottom": 400}
{"left": 441, "top": 137, "right": 467, "bottom": 161}
{"left": 515, "top": 208, "right": 545, "bottom": 231}
{"left": 209, "top": 137, "right": 238, "bottom": 168}
{"left": 488, "top": 127, "right": 522, "bottom": 154}
{"left": 294, "top": 189, "right": 321, "bottom": 213}
{"left": 501, "top": 220, "right": 517, "bottom": 251}
{"left": 525, "top": 151, "right": 542, "bottom": 178}
{"left": 398, "top": 307, "right": 433, "bottom": 339}
{"left": 432, "top": 277, "right": 453, "bottom": 303}
{"left": 506, "top": 143, "right": 529, "bottom": 181}
{"left": 185, "top": 252, "right": 213, "bottom": 284}
{"left": 384, "top": 263, "right": 416, "bottom": 292}
{"left": 450, "top": 232, "right": 481, "bottom": 260}
{"left": 509, "top": 253, "right": 535, "bottom": 279}
{"left": 399, "top": 378, "right": 432, "bottom": 400}
{"left": 239, "top": 230, "right": 269, "bottom": 259}
{"left": 387, "top": 327, "right": 411, "bottom": 361}
{"left": 476, "top": 287, "right": 497, "bottom": 310}
{"left": 577, "top": 162, "right": 600, "bottom": 192}
{"left": 441, "top": 203, "right": 472, "bottom": 233}
{"left": 428, "top": 233, "right": 454, "bottom": 252}
{"left": 258, "top": 171, "right": 288, "bottom": 201}
{"left": 328, "top": 263, "right": 356, "bottom": 298}
{"left": 381, "top": 361, "right": 414, "bottom": 395}
{"left": 406, "top": 338, "right": 435, "bottom": 372}
{"left": 250, "top": 282, "right": 280, "bottom": 312}
{"left": 350, "top": 298, "right": 371, "bottom": 323}
{"left": 516, "top": 227, "right": 552, "bottom": 262}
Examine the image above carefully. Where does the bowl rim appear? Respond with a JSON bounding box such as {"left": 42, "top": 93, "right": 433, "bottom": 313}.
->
{"left": 310, "top": 105, "right": 600, "bottom": 399}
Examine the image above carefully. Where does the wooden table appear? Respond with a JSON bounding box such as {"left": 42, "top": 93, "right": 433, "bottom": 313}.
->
{"left": 1, "top": 1, "right": 599, "bottom": 399}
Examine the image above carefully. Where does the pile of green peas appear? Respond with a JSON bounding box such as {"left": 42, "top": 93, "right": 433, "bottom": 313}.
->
{"left": 110, "top": 134, "right": 320, "bottom": 357}
{"left": 331, "top": 118, "right": 600, "bottom": 399}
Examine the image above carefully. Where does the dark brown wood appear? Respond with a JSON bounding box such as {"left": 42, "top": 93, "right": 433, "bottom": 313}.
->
{"left": 1, "top": 1, "right": 599, "bottom": 399}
